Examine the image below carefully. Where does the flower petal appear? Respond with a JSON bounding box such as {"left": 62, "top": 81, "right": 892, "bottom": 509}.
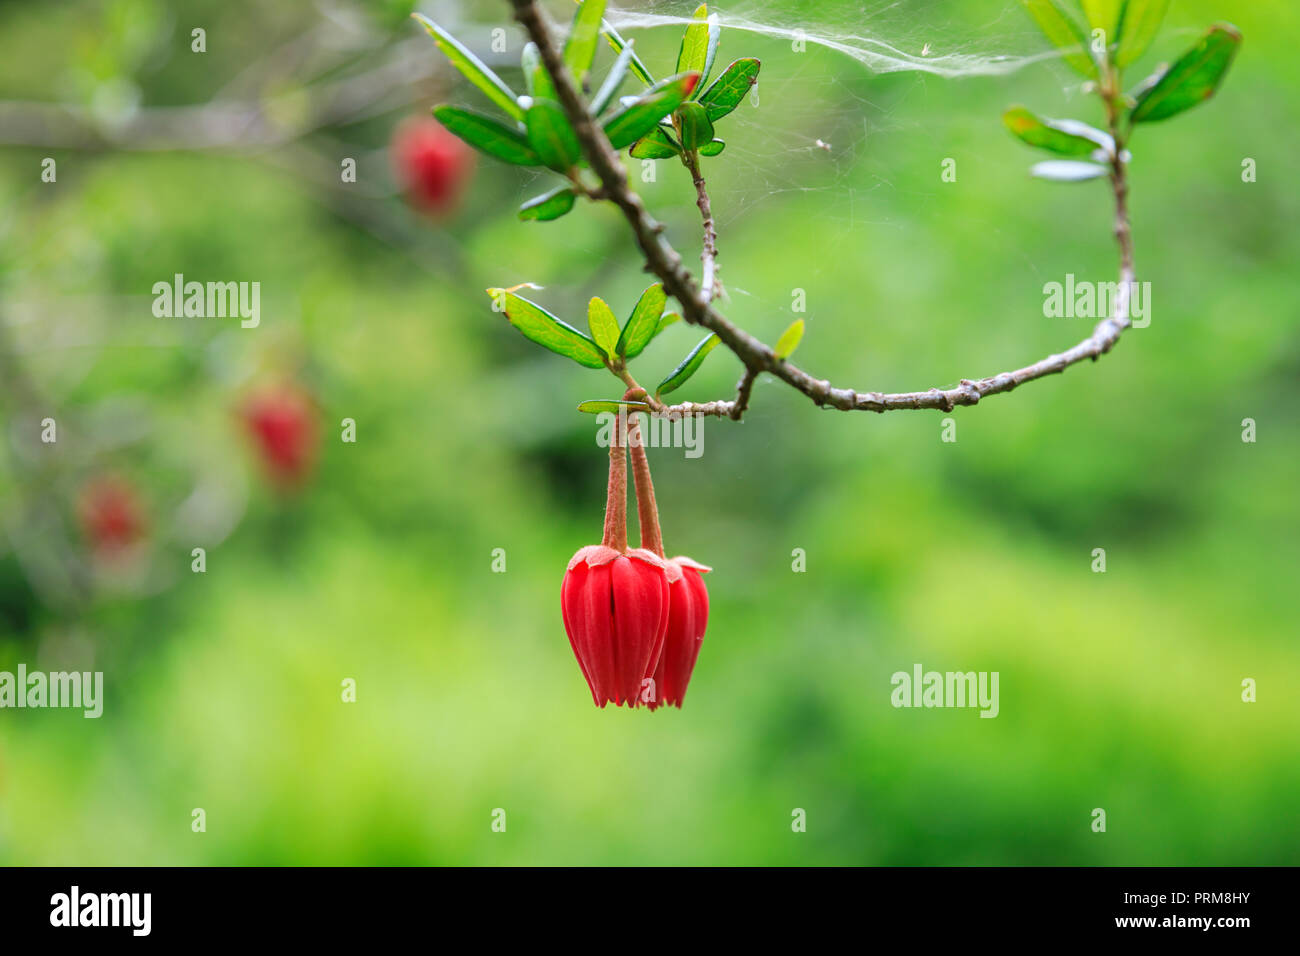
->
{"left": 610, "top": 555, "right": 670, "bottom": 705}
{"left": 561, "top": 564, "right": 600, "bottom": 705}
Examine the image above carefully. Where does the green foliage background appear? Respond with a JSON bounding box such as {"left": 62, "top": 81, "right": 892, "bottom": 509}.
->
{"left": 0, "top": 0, "right": 1296, "bottom": 864}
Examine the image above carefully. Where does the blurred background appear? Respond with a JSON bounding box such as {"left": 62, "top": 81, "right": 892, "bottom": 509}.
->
{"left": 0, "top": 0, "right": 1296, "bottom": 865}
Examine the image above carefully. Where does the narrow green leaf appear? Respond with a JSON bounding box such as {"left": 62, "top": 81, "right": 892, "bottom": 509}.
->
{"left": 774, "top": 319, "right": 804, "bottom": 360}
{"left": 602, "top": 72, "right": 701, "bottom": 149}
{"left": 590, "top": 38, "right": 636, "bottom": 115}
{"left": 578, "top": 399, "right": 651, "bottom": 414}
{"left": 1030, "top": 160, "right": 1109, "bottom": 182}
{"left": 518, "top": 186, "right": 577, "bottom": 221}
{"left": 433, "top": 105, "right": 541, "bottom": 165}
{"left": 1019, "top": 0, "right": 1098, "bottom": 77}
{"left": 601, "top": 20, "right": 656, "bottom": 86}
{"left": 1002, "top": 106, "right": 1112, "bottom": 156}
{"left": 699, "top": 138, "right": 726, "bottom": 157}
{"left": 630, "top": 126, "right": 681, "bottom": 159}
{"left": 657, "top": 333, "right": 721, "bottom": 397}
{"left": 1130, "top": 23, "right": 1242, "bottom": 124}
{"left": 1081, "top": 0, "right": 1122, "bottom": 49}
{"left": 653, "top": 312, "right": 681, "bottom": 339}
{"left": 701, "top": 14, "right": 722, "bottom": 90}
{"left": 698, "top": 58, "right": 761, "bottom": 121}
{"left": 525, "top": 99, "right": 581, "bottom": 171}
{"left": 676, "top": 5, "right": 711, "bottom": 77}
{"left": 564, "top": 0, "right": 607, "bottom": 85}
{"left": 674, "top": 101, "right": 715, "bottom": 152}
{"left": 1116, "top": 0, "right": 1171, "bottom": 67}
{"left": 487, "top": 289, "right": 607, "bottom": 368}
{"left": 525, "top": 42, "right": 556, "bottom": 102}
{"left": 413, "top": 14, "right": 525, "bottom": 121}
{"left": 1126, "top": 66, "right": 1166, "bottom": 102}
{"left": 616, "top": 283, "right": 667, "bottom": 359}
{"left": 521, "top": 43, "right": 541, "bottom": 97}
{"left": 531, "top": 65, "right": 556, "bottom": 103}
{"left": 587, "top": 297, "right": 621, "bottom": 353}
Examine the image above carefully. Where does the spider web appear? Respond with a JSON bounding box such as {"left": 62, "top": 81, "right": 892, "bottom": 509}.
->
{"left": 595, "top": 0, "right": 1083, "bottom": 364}
{"left": 597, "top": 3, "right": 1069, "bottom": 253}
{"left": 606, "top": 0, "right": 1062, "bottom": 78}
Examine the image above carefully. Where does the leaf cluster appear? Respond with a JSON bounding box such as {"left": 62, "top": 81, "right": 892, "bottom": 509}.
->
{"left": 1005, "top": 2, "right": 1240, "bottom": 182}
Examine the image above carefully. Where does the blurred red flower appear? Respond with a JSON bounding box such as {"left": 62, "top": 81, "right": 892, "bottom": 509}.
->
{"left": 78, "top": 476, "right": 145, "bottom": 554}
{"left": 239, "top": 384, "right": 319, "bottom": 490}
{"left": 390, "top": 116, "right": 475, "bottom": 216}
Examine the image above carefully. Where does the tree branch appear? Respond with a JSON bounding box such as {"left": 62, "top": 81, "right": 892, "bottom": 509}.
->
{"left": 508, "top": 0, "right": 1136, "bottom": 420}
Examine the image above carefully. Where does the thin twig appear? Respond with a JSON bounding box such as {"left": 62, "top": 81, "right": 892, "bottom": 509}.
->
{"left": 508, "top": 0, "right": 1138, "bottom": 421}
{"left": 0, "top": 36, "right": 437, "bottom": 151}
{"left": 729, "top": 368, "right": 758, "bottom": 420}
{"left": 681, "top": 149, "right": 720, "bottom": 303}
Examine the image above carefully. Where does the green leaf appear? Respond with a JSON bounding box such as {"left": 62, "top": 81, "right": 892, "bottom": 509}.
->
{"left": 1002, "top": 106, "right": 1112, "bottom": 156}
{"left": 1126, "top": 67, "right": 1166, "bottom": 102}
{"left": 578, "top": 399, "right": 651, "bottom": 414}
{"left": 630, "top": 126, "right": 680, "bottom": 159}
{"left": 527, "top": 48, "right": 556, "bottom": 102}
{"left": 564, "top": 0, "right": 607, "bottom": 85}
{"left": 1030, "top": 160, "right": 1109, "bottom": 182}
{"left": 698, "top": 58, "right": 760, "bottom": 121}
{"left": 674, "top": 101, "right": 715, "bottom": 152}
{"left": 521, "top": 43, "right": 541, "bottom": 97}
{"left": 601, "top": 20, "right": 656, "bottom": 86}
{"left": 526, "top": 99, "right": 581, "bottom": 171}
{"left": 518, "top": 186, "right": 577, "bottom": 221}
{"left": 773, "top": 319, "right": 804, "bottom": 360}
{"left": 701, "top": 15, "right": 722, "bottom": 90}
{"left": 1019, "top": 0, "right": 1098, "bottom": 77}
{"left": 1130, "top": 23, "right": 1242, "bottom": 124}
{"left": 433, "top": 106, "right": 541, "bottom": 165}
{"left": 413, "top": 14, "right": 525, "bottom": 121}
{"left": 615, "top": 283, "right": 667, "bottom": 359}
{"left": 1081, "top": 0, "right": 1122, "bottom": 49}
{"left": 676, "top": 5, "right": 712, "bottom": 78}
{"left": 674, "top": 6, "right": 721, "bottom": 95}
{"left": 487, "top": 289, "right": 608, "bottom": 368}
{"left": 653, "top": 312, "right": 681, "bottom": 338}
{"left": 590, "top": 38, "right": 636, "bottom": 115}
{"left": 1116, "top": 0, "right": 1171, "bottom": 68}
{"left": 602, "top": 72, "right": 701, "bottom": 150}
{"left": 699, "top": 138, "right": 726, "bottom": 157}
{"left": 587, "top": 297, "right": 621, "bottom": 353}
{"left": 657, "top": 333, "right": 721, "bottom": 397}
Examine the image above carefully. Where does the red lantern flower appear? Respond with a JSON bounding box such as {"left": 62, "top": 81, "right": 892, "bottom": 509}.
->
{"left": 239, "top": 383, "right": 318, "bottom": 490}
{"left": 391, "top": 116, "right": 475, "bottom": 216}
{"left": 626, "top": 411, "right": 712, "bottom": 710}
{"left": 561, "top": 410, "right": 671, "bottom": 707}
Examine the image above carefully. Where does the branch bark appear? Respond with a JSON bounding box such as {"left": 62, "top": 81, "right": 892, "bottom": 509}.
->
{"left": 509, "top": 0, "right": 1137, "bottom": 421}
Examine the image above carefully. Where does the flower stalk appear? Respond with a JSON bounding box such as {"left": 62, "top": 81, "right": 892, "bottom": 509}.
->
{"left": 600, "top": 406, "right": 627, "bottom": 551}
{"left": 627, "top": 413, "right": 665, "bottom": 558}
